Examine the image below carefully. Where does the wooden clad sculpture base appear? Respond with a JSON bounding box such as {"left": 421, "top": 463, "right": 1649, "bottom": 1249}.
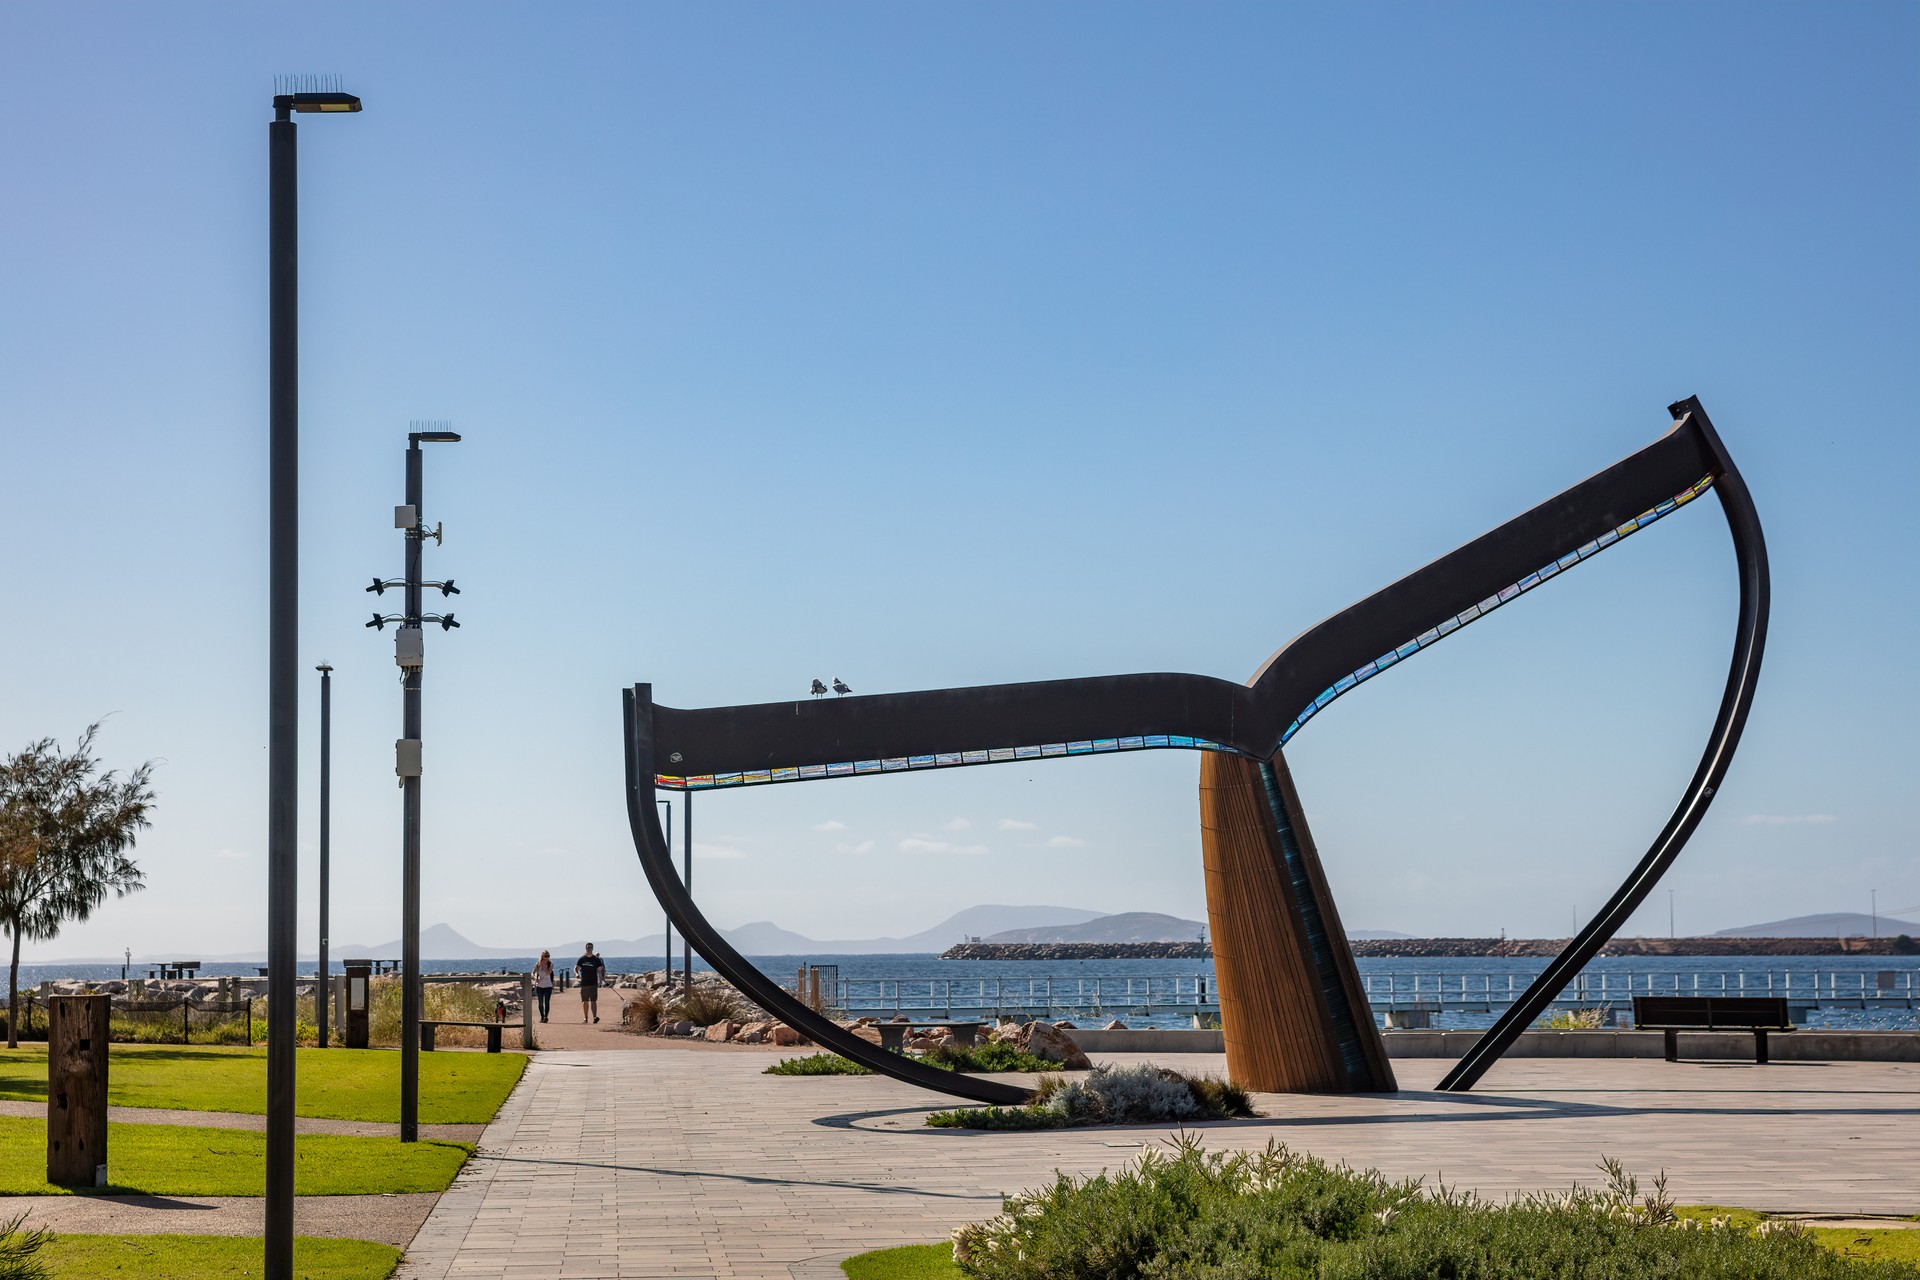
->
{"left": 1200, "top": 750, "right": 1395, "bottom": 1093}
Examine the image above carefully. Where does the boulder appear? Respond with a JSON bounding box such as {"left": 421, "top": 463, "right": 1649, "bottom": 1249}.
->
{"left": 737, "top": 1021, "right": 772, "bottom": 1044}
{"left": 1053, "top": 1020, "right": 1077, "bottom": 1030}
{"left": 1103, "top": 1019, "right": 1129, "bottom": 1031}
{"left": 770, "top": 1024, "right": 805, "bottom": 1047}
{"left": 704, "top": 1020, "right": 741, "bottom": 1042}
{"left": 1001, "top": 1020, "right": 1090, "bottom": 1070}
{"left": 847, "top": 1025, "right": 884, "bottom": 1046}
{"left": 888, "top": 1013, "right": 912, "bottom": 1023}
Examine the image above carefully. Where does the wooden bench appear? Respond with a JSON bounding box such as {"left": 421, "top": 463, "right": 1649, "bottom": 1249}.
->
{"left": 418, "top": 1020, "right": 522, "bottom": 1053}
{"left": 1632, "top": 996, "right": 1793, "bottom": 1063}
{"left": 871, "top": 1021, "right": 986, "bottom": 1052}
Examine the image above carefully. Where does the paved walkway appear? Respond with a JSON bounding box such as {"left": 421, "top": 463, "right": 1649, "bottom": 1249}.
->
{"left": 396, "top": 1048, "right": 1920, "bottom": 1279}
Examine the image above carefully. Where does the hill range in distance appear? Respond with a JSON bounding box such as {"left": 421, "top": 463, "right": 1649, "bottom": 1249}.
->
{"left": 40, "top": 906, "right": 1912, "bottom": 965}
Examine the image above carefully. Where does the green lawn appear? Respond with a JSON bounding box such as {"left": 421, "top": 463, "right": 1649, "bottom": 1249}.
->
{"left": 39, "top": 1233, "right": 399, "bottom": 1279}
{"left": 841, "top": 1244, "right": 958, "bottom": 1279}
{"left": 0, "top": 1046, "right": 522, "bottom": 1125}
{"left": 0, "top": 1117, "right": 467, "bottom": 1196}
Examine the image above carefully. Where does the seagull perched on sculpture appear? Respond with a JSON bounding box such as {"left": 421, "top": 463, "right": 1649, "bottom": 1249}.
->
{"left": 832, "top": 677, "right": 852, "bottom": 696}
{"left": 809, "top": 679, "right": 828, "bottom": 698}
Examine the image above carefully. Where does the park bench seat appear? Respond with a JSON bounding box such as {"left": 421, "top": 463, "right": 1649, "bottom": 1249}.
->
{"left": 1632, "top": 996, "right": 1793, "bottom": 1064}
{"left": 418, "top": 1020, "right": 525, "bottom": 1053}
{"left": 871, "top": 1021, "right": 986, "bottom": 1052}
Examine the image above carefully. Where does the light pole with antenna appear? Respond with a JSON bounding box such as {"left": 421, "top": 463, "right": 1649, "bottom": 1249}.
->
{"left": 366, "top": 424, "right": 462, "bottom": 1142}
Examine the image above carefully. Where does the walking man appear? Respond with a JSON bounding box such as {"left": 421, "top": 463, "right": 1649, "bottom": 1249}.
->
{"left": 575, "top": 942, "right": 607, "bottom": 1024}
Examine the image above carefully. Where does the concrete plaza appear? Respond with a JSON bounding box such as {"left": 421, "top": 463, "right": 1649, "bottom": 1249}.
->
{"left": 396, "top": 1045, "right": 1920, "bottom": 1279}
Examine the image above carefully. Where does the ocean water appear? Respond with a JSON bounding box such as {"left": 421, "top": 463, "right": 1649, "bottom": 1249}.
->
{"left": 21, "top": 952, "right": 1916, "bottom": 1031}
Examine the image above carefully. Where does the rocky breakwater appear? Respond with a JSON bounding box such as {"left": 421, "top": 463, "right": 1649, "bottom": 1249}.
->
{"left": 621, "top": 970, "right": 808, "bottom": 1046}
{"left": 940, "top": 942, "right": 1213, "bottom": 961}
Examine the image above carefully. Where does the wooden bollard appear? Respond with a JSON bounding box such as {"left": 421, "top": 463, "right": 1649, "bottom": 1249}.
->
{"left": 48, "top": 994, "right": 109, "bottom": 1188}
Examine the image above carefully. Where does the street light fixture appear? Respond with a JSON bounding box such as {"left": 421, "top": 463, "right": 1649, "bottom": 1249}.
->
{"left": 266, "top": 77, "right": 360, "bottom": 1280}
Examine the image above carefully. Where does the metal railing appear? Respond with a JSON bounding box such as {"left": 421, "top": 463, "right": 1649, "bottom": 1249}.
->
{"left": 820, "top": 969, "right": 1920, "bottom": 1020}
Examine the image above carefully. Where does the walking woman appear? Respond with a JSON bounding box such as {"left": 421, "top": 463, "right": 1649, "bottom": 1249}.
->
{"left": 532, "top": 950, "right": 555, "bottom": 1023}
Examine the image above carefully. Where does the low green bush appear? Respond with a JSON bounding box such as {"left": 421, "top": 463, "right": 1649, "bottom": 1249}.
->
{"left": 927, "top": 1064, "right": 1254, "bottom": 1130}
{"left": 670, "top": 985, "right": 746, "bottom": 1027}
{"left": 764, "top": 1054, "right": 874, "bottom": 1076}
{"left": 0, "top": 1211, "right": 50, "bottom": 1280}
{"left": 920, "top": 1042, "right": 1059, "bottom": 1074}
{"left": 948, "top": 1139, "right": 1920, "bottom": 1279}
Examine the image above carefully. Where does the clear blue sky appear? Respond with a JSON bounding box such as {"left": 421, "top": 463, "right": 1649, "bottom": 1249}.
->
{"left": 2, "top": 4, "right": 1914, "bottom": 958}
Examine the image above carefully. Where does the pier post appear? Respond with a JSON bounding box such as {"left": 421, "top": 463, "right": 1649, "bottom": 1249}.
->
{"left": 47, "top": 995, "right": 109, "bottom": 1188}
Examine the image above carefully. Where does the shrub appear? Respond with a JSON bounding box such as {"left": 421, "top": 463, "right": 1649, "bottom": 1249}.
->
{"left": 764, "top": 1053, "right": 874, "bottom": 1076}
{"left": 930, "top": 1064, "right": 1254, "bottom": 1130}
{"left": 0, "top": 1211, "right": 51, "bottom": 1280}
{"left": 921, "top": 1041, "right": 1059, "bottom": 1074}
{"left": 622, "top": 987, "right": 665, "bottom": 1033}
{"left": 670, "top": 984, "right": 746, "bottom": 1027}
{"left": 368, "top": 979, "right": 499, "bottom": 1048}
{"left": 1539, "top": 1006, "right": 1614, "bottom": 1030}
{"left": 949, "top": 1140, "right": 1920, "bottom": 1280}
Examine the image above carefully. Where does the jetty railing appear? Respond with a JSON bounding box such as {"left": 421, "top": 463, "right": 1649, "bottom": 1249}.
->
{"left": 821, "top": 968, "right": 1920, "bottom": 1022}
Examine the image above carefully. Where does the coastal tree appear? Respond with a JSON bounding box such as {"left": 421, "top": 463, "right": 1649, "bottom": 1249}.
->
{"left": 0, "top": 725, "right": 155, "bottom": 1047}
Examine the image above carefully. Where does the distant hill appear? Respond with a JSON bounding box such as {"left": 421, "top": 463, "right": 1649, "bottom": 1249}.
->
{"left": 985, "top": 911, "right": 1206, "bottom": 944}
{"left": 76, "top": 905, "right": 1115, "bottom": 965}
{"left": 1714, "top": 912, "right": 1919, "bottom": 939}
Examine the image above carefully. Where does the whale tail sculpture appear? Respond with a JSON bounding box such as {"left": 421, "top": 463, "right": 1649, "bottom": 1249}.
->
{"left": 625, "top": 396, "right": 1767, "bottom": 1102}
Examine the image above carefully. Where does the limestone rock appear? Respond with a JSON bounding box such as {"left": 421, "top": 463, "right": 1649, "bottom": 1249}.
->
{"left": 770, "top": 1024, "right": 805, "bottom": 1047}
{"left": 1103, "top": 1019, "right": 1129, "bottom": 1031}
{"left": 997, "top": 1020, "right": 1090, "bottom": 1070}
{"left": 704, "top": 1020, "right": 741, "bottom": 1042}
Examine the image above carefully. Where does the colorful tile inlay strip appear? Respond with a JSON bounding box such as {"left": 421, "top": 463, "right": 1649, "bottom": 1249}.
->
{"left": 1275, "top": 474, "right": 1716, "bottom": 746}
{"left": 655, "top": 735, "right": 1233, "bottom": 790}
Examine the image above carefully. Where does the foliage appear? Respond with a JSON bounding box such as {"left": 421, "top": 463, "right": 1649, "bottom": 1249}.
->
{"left": 1892, "top": 934, "right": 1918, "bottom": 956}
{"left": 0, "top": 1212, "right": 51, "bottom": 1280}
{"left": 928, "top": 1064, "right": 1254, "bottom": 1130}
{"left": 669, "top": 983, "right": 747, "bottom": 1027}
{"left": 366, "top": 978, "right": 502, "bottom": 1049}
{"left": 765, "top": 1053, "right": 873, "bottom": 1076}
{"left": 945, "top": 1138, "right": 1920, "bottom": 1279}
{"left": 0, "top": 1115, "right": 468, "bottom": 1196}
{"left": 1538, "top": 1006, "right": 1615, "bottom": 1030}
{"left": 622, "top": 986, "right": 665, "bottom": 1033}
{"left": 38, "top": 1234, "right": 399, "bottom": 1280}
{"left": 0, "top": 1045, "right": 524, "bottom": 1125}
{"left": 921, "top": 1042, "right": 1060, "bottom": 1074}
{"left": 840, "top": 1243, "right": 960, "bottom": 1280}
{"left": 0, "top": 725, "right": 155, "bottom": 1048}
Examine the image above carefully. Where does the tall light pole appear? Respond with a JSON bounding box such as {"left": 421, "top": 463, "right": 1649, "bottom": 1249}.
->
{"left": 316, "top": 663, "right": 333, "bottom": 1048}
{"left": 367, "top": 425, "right": 461, "bottom": 1142}
{"left": 268, "top": 80, "right": 359, "bottom": 1280}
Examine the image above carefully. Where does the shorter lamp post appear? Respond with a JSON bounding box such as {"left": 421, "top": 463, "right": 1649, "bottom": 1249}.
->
{"left": 316, "top": 662, "right": 333, "bottom": 1048}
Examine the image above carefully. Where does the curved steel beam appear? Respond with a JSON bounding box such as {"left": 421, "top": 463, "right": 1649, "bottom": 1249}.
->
{"left": 650, "top": 412, "right": 1718, "bottom": 786}
{"left": 1437, "top": 397, "right": 1769, "bottom": 1091}
{"left": 624, "top": 686, "right": 1031, "bottom": 1105}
